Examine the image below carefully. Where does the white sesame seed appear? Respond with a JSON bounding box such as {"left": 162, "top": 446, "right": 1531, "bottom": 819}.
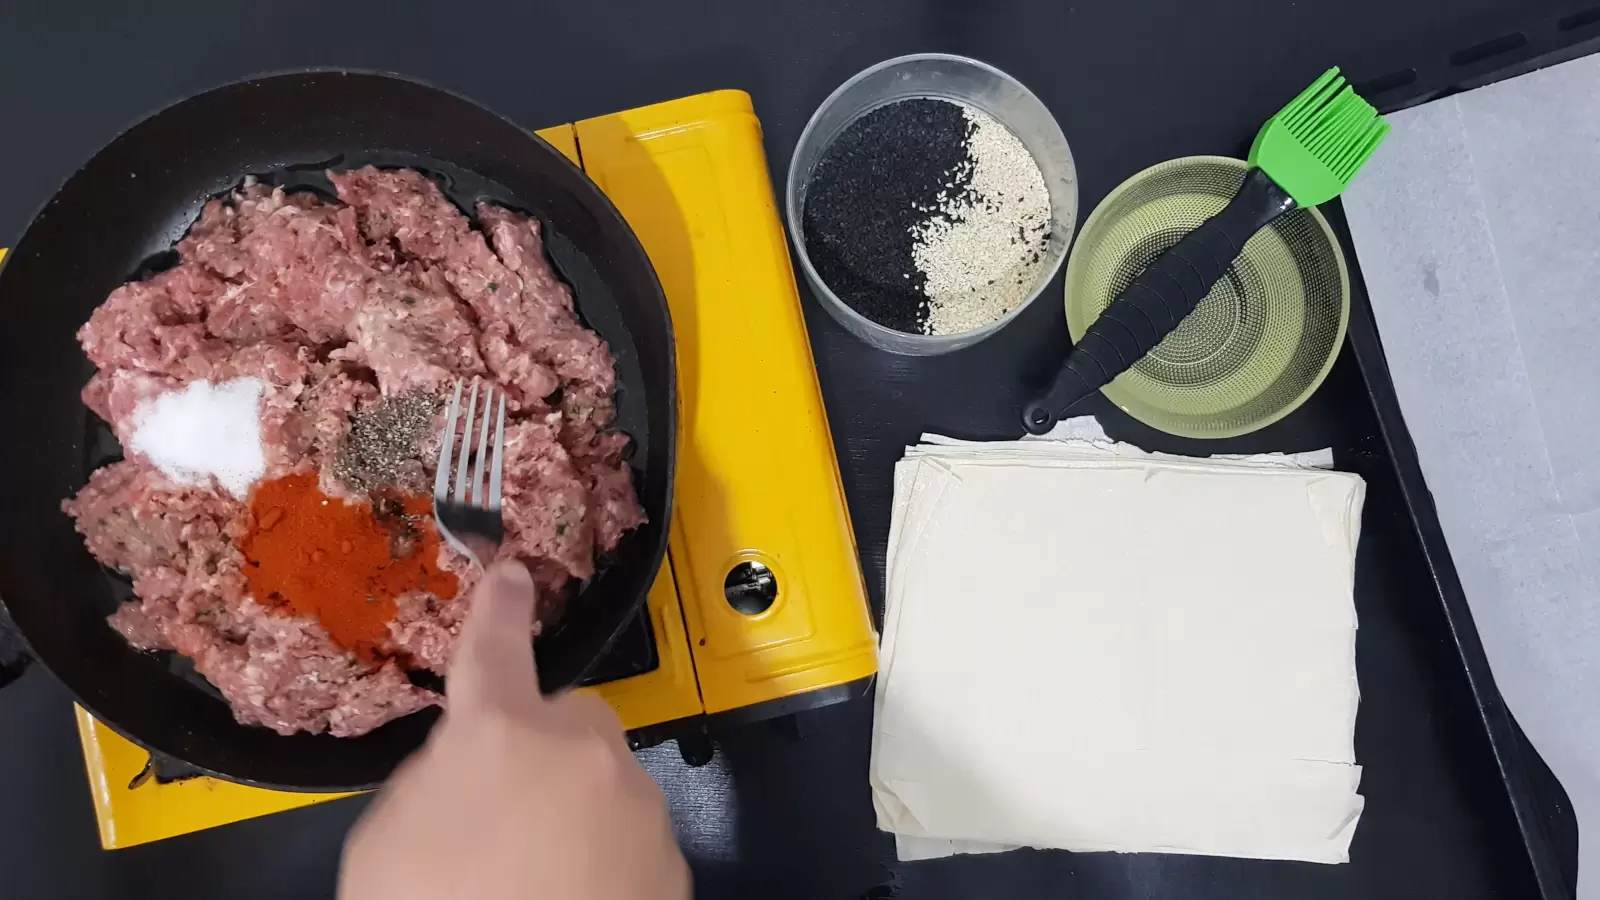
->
{"left": 911, "top": 104, "right": 1051, "bottom": 336}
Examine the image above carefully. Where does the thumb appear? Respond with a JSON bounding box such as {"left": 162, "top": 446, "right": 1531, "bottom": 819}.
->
{"left": 447, "top": 559, "right": 541, "bottom": 713}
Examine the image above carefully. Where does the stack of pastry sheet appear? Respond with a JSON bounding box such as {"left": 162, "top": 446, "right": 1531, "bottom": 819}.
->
{"left": 872, "top": 419, "right": 1367, "bottom": 863}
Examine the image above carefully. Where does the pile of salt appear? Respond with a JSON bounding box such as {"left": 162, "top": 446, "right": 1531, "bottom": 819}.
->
{"left": 128, "top": 378, "right": 267, "bottom": 497}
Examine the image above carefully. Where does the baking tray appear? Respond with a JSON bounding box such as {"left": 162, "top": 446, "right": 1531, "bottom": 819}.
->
{"left": 1334, "top": 15, "right": 1600, "bottom": 898}
{"left": 1335, "top": 206, "right": 1578, "bottom": 900}
{"left": 1318, "top": 17, "right": 1597, "bottom": 897}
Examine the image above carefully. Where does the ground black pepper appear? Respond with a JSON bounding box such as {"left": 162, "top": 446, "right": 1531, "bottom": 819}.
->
{"left": 801, "top": 99, "right": 975, "bottom": 332}
{"left": 334, "top": 392, "right": 440, "bottom": 495}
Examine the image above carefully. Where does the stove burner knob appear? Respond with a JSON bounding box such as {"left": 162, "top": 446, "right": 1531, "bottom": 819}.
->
{"left": 724, "top": 560, "right": 777, "bottom": 615}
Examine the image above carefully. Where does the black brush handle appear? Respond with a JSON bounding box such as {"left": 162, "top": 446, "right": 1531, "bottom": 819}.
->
{"left": 1021, "top": 168, "right": 1297, "bottom": 434}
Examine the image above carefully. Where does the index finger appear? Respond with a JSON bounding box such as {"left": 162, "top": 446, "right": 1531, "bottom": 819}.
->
{"left": 446, "top": 559, "right": 542, "bottom": 714}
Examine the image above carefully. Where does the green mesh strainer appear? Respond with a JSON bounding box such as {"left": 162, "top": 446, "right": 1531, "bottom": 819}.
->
{"left": 1064, "top": 156, "right": 1349, "bottom": 438}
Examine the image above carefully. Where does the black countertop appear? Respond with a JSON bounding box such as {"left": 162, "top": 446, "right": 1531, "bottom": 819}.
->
{"left": 0, "top": 1, "right": 1586, "bottom": 897}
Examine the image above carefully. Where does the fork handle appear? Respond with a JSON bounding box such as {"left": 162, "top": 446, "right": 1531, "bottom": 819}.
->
{"left": 1021, "top": 167, "right": 1296, "bottom": 435}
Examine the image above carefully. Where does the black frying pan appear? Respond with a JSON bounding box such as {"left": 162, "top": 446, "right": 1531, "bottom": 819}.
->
{"left": 0, "top": 71, "right": 675, "bottom": 791}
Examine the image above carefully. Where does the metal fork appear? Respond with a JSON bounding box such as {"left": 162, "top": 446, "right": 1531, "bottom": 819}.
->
{"left": 433, "top": 377, "right": 506, "bottom": 567}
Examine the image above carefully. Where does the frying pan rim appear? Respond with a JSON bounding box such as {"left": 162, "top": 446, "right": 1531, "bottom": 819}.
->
{"left": 0, "top": 68, "right": 676, "bottom": 789}
{"left": 1, "top": 66, "right": 551, "bottom": 249}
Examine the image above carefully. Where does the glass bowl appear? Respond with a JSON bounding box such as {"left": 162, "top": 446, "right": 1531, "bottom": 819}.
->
{"left": 784, "top": 53, "right": 1078, "bottom": 355}
{"left": 1064, "top": 156, "right": 1350, "bottom": 438}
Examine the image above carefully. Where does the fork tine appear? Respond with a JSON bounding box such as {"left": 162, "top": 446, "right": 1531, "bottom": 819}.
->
{"left": 453, "top": 378, "right": 479, "bottom": 503}
{"left": 433, "top": 379, "right": 463, "bottom": 502}
{"left": 470, "top": 383, "right": 494, "bottom": 507}
{"left": 488, "top": 392, "right": 506, "bottom": 512}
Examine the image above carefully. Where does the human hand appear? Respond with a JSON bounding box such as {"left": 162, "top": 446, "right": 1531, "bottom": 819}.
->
{"left": 338, "top": 560, "right": 690, "bottom": 900}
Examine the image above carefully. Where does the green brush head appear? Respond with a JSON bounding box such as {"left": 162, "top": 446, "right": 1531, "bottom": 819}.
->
{"left": 1248, "top": 67, "right": 1390, "bottom": 208}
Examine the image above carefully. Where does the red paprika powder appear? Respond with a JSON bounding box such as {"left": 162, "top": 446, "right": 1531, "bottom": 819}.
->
{"left": 241, "top": 473, "right": 458, "bottom": 660}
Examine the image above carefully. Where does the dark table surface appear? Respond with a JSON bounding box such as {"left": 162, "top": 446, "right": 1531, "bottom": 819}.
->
{"left": 0, "top": 1, "right": 1588, "bottom": 897}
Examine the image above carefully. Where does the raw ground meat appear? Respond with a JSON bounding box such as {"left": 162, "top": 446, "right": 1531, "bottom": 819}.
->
{"left": 65, "top": 167, "right": 645, "bottom": 737}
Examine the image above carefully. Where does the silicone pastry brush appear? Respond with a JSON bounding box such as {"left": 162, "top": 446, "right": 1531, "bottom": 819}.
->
{"left": 1022, "top": 67, "right": 1388, "bottom": 434}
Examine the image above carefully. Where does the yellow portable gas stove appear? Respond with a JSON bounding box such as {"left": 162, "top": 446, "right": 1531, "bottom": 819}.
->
{"left": 6, "top": 89, "right": 878, "bottom": 849}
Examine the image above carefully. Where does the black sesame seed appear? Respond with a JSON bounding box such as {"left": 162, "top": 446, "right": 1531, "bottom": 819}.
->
{"left": 800, "top": 99, "right": 975, "bottom": 333}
